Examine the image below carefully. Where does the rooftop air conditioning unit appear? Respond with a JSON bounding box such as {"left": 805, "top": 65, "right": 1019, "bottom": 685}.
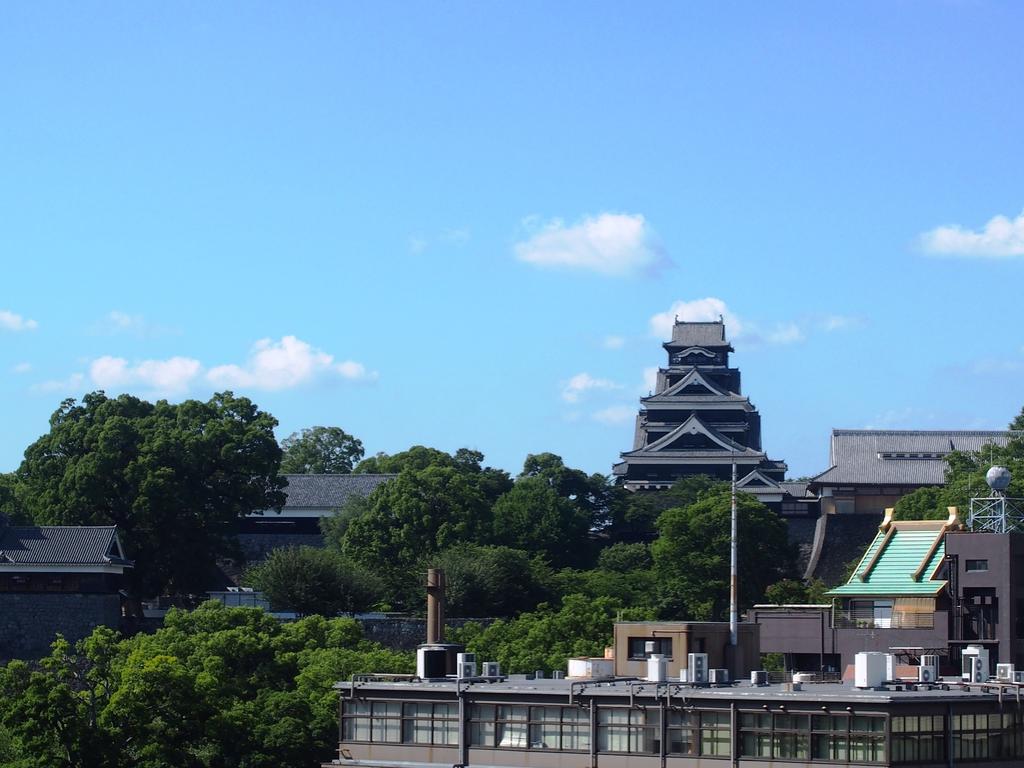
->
{"left": 919, "top": 655, "right": 939, "bottom": 683}
{"left": 1013, "top": 671, "right": 1024, "bottom": 684}
{"left": 855, "top": 652, "right": 887, "bottom": 689}
{"left": 708, "top": 669, "right": 729, "bottom": 684}
{"left": 750, "top": 670, "right": 768, "bottom": 686}
{"left": 646, "top": 654, "right": 667, "bottom": 682}
{"left": 961, "top": 646, "right": 988, "bottom": 683}
{"left": 996, "top": 663, "right": 1014, "bottom": 682}
{"left": 687, "top": 653, "right": 708, "bottom": 684}
{"left": 481, "top": 661, "right": 501, "bottom": 678}
{"left": 456, "top": 652, "right": 478, "bottom": 679}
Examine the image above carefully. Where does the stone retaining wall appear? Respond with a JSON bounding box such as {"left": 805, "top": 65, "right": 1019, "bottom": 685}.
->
{"left": 0, "top": 592, "right": 122, "bottom": 661}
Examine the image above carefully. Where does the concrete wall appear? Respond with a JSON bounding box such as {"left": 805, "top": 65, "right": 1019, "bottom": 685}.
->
{"left": 613, "top": 622, "right": 759, "bottom": 678}
{"left": 0, "top": 592, "right": 122, "bottom": 661}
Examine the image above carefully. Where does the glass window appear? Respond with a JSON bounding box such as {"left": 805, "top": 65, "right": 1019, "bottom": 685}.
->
{"left": 700, "top": 711, "right": 731, "bottom": 757}
{"left": 597, "top": 708, "right": 660, "bottom": 754}
{"left": 627, "top": 636, "right": 673, "bottom": 659}
{"left": 965, "top": 559, "right": 989, "bottom": 572}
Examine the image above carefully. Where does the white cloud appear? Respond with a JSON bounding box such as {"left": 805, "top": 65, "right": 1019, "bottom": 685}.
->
{"left": 820, "top": 314, "right": 859, "bottom": 332}
{"left": 603, "top": 335, "right": 626, "bottom": 350}
{"left": 651, "top": 299, "right": 864, "bottom": 347}
{"left": 920, "top": 209, "right": 1024, "bottom": 258}
{"left": 763, "top": 323, "right": 804, "bottom": 345}
{"left": 408, "top": 228, "right": 470, "bottom": 254}
{"left": 0, "top": 310, "right": 38, "bottom": 332}
{"left": 34, "top": 373, "right": 85, "bottom": 394}
{"left": 561, "top": 372, "right": 621, "bottom": 403}
{"left": 12, "top": 362, "right": 32, "bottom": 374}
{"left": 515, "top": 212, "right": 665, "bottom": 276}
{"left": 649, "top": 298, "right": 743, "bottom": 339}
{"left": 89, "top": 355, "right": 202, "bottom": 395}
{"left": 207, "top": 335, "right": 377, "bottom": 391}
{"left": 592, "top": 405, "right": 636, "bottom": 425}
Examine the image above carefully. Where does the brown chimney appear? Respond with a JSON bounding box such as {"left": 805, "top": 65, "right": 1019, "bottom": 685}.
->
{"left": 426, "top": 568, "right": 445, "bottom": 645}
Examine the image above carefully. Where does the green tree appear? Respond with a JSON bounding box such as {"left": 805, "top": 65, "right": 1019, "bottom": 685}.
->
{"left": 425, "top": 543, "right": 552, "bottom": 617}
{"left": 15, "top": 392, "right": 285, "bottom": 604}
{"left": 596, "top": 542, "right": 652, "bottom": 572}
{"left": 606, "top": 474, "right": 720, "bottom": 540}
{"left": 342, "top": 465, "right": 491, "bottom": 577}
{"left": 521, "top": 452, "right": 612, "bottom": 530}
{"left": 652, "top": 489, "right": 796, "bottom": 620}
{"left": 453, "top": 594, "right": 651, "bottom": 674}
{"left": 355, "top": 445, "right": 512, "bottom": 503}
{"left": 491, "top": 476, "right": 592, "bottom": 567}
{"left": 280, "top": 426, "right": 364, "bottom": 474}
{"left": 246, "top": 547, "right": 383, "bottom": 615}
{"left": 0, "top": 472, "right": 30, "bottom": 524}
{"left": 763, "top": 577, "right": 830, "bottom": 605}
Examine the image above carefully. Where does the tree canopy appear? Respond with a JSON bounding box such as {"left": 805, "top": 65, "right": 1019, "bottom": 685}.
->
{"left": 0, "top": 603, "right": 412, "bottom": 768}
{"left": 652, "top": 487, "right": 796, "bottom": 620}
{"left": 280, "top": 426, "right": 364, "bottom": 474}
{"left": 245, "top": 546, "right": 383, "bottom": 616}
{"left": 15, "top": 391, "right": 285, "bottom": 601}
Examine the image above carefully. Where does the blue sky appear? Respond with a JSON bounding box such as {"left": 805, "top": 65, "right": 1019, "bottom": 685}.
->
{"left": 2, "top": 2, "right": 1024, "bottom": 479}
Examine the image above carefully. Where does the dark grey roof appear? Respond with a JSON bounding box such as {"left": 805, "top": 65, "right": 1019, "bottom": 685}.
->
{"left": 281, "top": 474, "right": 395, "bottom": 509}
{"left": 665, "top": 320, "right": 730, "bottom": 347}
{"left": 779, "top": 481, "right": 813, "bottom": 498}
{"left": 812, "top": 430, "right": 1019, "bottom": 486}
{"left": 0, "top": 526, "right": 128, "bottom": 565}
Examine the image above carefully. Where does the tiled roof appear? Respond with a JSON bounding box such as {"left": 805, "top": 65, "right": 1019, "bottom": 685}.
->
{"left": 666, "top": 320, "right": 729, "bottom": 347}
{"left": 281, "top": 473, "right": 395, "bottom": 509}
{"left": 828, "top": 519, "right": 950, "bottom": 597}
{"left": 812, "top": 430, "right": 1018, "bottom": 486}
{"left": 0, "top": 526, "right": 127, "bottom": 565}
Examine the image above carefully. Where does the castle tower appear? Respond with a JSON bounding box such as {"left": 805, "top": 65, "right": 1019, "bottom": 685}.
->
{"left": 612, "top": 319, "right": 787, "bottom": 497}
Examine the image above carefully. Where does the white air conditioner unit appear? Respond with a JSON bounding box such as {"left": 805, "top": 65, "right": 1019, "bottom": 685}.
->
{"left": 481, "top": 661, "right": 501, "bottom": 678}
{"left": 457, "top": 652, "right": 476, "bottom": 665}
{"left": 687, "top": 653, "right": 708, "bottom": 684}
{"left": 921, "top": 654, "right": 940, "bottom": 670}
{"left": 996, "top": 663, "right": 1014, "bottom": 682}
{"left": 962, "top": 653, "right": 987, "bottom": 683}
{"left": 457, "top": 662, "right": 477, "bottom": 679}
{"left": 917, "top": 666, "right": 936, "bottom": 683}
{"left": 750, "top": 670, "right": 768, "bottom": 686}
{"left": 708, "top": 668, "right": 729, "bottom": 684}
{"left": 1013, "top": 670, "right": 1024, "bottom": 684}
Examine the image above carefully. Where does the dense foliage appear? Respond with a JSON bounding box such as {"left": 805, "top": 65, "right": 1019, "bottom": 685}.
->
{"left": 0, "top": 603, "right": 412, "bottom": 768}
{"left": 280, "top": 426, "right": 365, "bottom": 474}
{"left": 452, "top": 594, "right": 652, "bottom": 674}
{"left": 245, "top": 547, "right": 383, "bottom": 616}
{"left": 14, "top": 392, "right": 285, "bottom": 604}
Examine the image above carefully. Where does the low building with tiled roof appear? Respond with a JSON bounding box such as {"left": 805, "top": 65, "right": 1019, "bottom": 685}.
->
{"left": 810, "top": 429, "right": 1018, "bottom": 515}
{"left": 237, "top": 473, "right": 396, "bottom": 560}
{"left": 0, "top": 518, "right": 132, "bottom": 660}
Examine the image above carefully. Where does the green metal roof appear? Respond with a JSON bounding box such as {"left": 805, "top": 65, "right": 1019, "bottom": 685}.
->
{"left": 827, "top": 524, "right": 947, "bottom": 597}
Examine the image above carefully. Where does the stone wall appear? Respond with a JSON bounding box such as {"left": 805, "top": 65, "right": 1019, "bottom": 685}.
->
{"left": 235, "top": 533, "right": 325, "bottom": 562}
{"left": 0, "top": 592, "right": 122, "bottom": 661}
{"left": 359, "top": 617, "right": 493, "bottom": 651}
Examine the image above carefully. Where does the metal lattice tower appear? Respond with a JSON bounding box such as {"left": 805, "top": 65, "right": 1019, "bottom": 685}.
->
{"left": 967, "top": 466, "right": 1024, "bottom": 534}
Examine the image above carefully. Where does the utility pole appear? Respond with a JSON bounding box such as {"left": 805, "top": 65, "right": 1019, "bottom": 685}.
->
{"left": 730, "top": 456, "right": 738, "bottom": 650}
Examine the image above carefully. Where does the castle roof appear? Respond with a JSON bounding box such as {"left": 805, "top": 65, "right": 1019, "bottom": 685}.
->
{"left": 664, "top": 320, "right": 732, "bottom": 348}
{"left": 811, "top": 430, "right": 1019, "bottom": 487}
{"left": 280, "top": 473, "right": 396, "bottom": 509}
{"left": 0, "top": 525, "right": 131, "bottom": 567}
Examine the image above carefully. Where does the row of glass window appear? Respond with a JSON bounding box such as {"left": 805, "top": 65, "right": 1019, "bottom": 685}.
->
{"left": 739, "top": 713, "right": 886, "bottom": 763}
{"left": 341, "top": 701, "right": 1024, "bottom": 763}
